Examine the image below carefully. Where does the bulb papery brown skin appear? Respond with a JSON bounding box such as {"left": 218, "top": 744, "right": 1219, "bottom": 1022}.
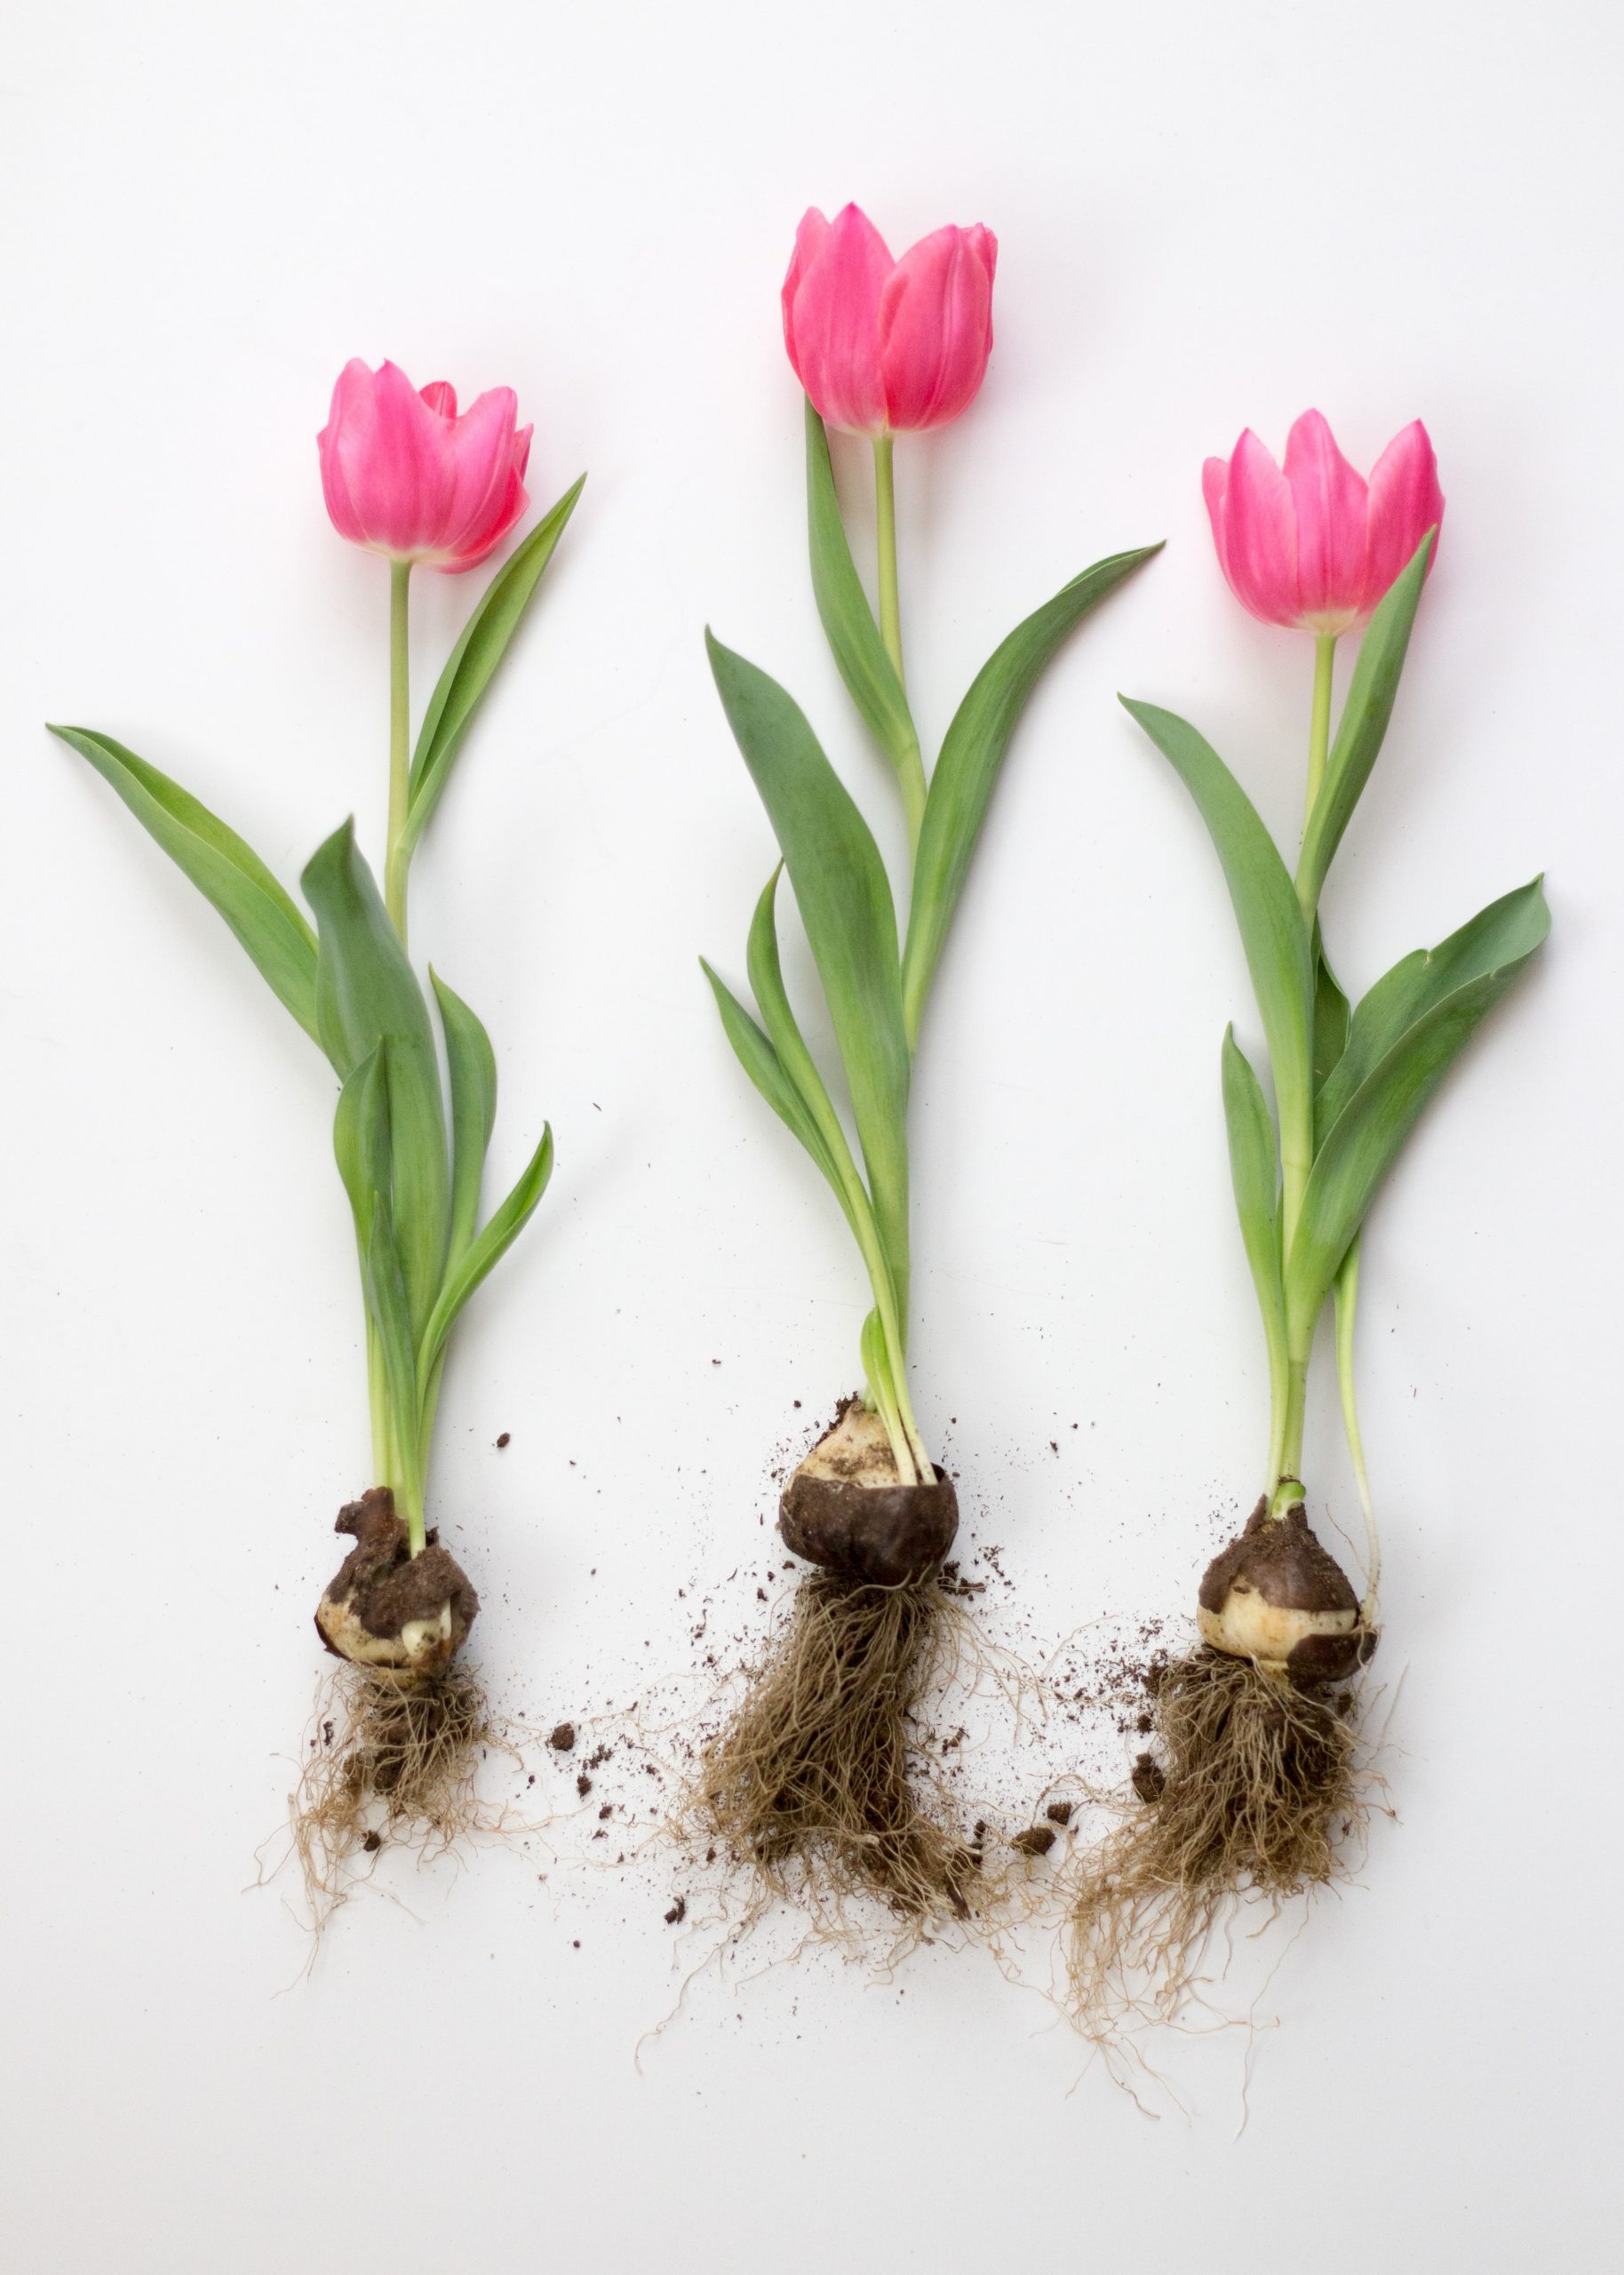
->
{"left": 1196, "top": 1497, "right": 1377, "bottom": 1687}
{"left": 314, "top": 1488, "right": 479, "bottom": 1678}
{"left": 778, "top": 1400, "right": 959, "bottom": 1587}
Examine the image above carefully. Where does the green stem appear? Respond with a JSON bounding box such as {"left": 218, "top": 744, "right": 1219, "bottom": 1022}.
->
{"left": 872, "top": 435, "right": 904, "bottom": 684}
{"left": 1296, "top": 633, "right": 1337, "bottom": 926}
{"left": 1270, "top": 1357, "right": 1310, "bottom": 1513}
{"left": 384, "top": 559, "right": 412, "bottom": 943}
{"left": 872, "top": 434, "right": 928, "bottom": 849}
{"left": 1334, "top": 1237, "right": 1381, "bottom": 1614}
{"left": 365, "top": 1318, "right": 390, "bottom": 1483}
{"left": 1281, "top": 634, "right": 1339, "bottom": 1269}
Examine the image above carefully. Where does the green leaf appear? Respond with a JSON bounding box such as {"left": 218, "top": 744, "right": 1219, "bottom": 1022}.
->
{"left": 430, "top": 968, "right": 498, "bottom": 1270}
{"left": 803, "top": 402, "right": 919, "bottom": 778}
{"left": 404, "top": 475, "right": 585, "bottom": 847}
{"left": 1222, "top": 1026, "right": 1289, "bottom": 1428}
{"left": 417, "top": 1124, "right": 554, "bottom": 1383}
{"left": 1296, "top": 531, "right": 1435, "bottom": 909}
{"left": 1123, "top": 698, "right": 1316, "bottom": 1161}
{"left": 300, "top": 820, "right": 449, "bottom": 1338}
{"left": 744, "top": 870, "right": 863, "bottom": 1220}
{"left": 363, "top": 1193, "right": 420, "bottom": 1453}
{"left": 332, "top": 1041, "right": 391, "bottom": 1248}
{"left": 701, "top": 957, "right": 841, "bottom": 1193}
{"left": 705, "top": 632, "right": 913, "bottom": 1305}
{"left": 1317, "top": 878, "right": 1550, "bottom": 1138}
{"left": 1313, "top": 930, "right": 1350, "bottom": 1104}
{"left": 48, "top": 724, "right": 321, "bottom": 1044}
{"left": 746, "top": 867, "right": 912, "bottom": 1343}
{"left": 1285, "top": 882, "right": 1549, "bottom": 1347}
{"left": 903, "top": 544, "right": 1162, "bottom": 1045}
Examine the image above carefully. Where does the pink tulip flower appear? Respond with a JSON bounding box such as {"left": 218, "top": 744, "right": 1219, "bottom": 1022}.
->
{"left": 1202, "top": 411, "right": 1444, "bottom": 635}
{"left": 317, "top": 359, "right": 532, "bottom": 573}
{"left": 782, "top": 204, "right": 998, "bottom": 437}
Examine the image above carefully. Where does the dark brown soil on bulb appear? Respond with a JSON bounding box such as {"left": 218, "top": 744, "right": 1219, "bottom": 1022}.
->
{"left": 687, "top": 1569, "right": 982, "bottom": 1925}
{"left": 291, "top": 1489, "right": 498, "bottom": 1928}
{"left": 780, "top": 1459, "right": 959, "bottom": 1585}
{"left": 290, "top": 1659, "right": 499, "bottom": 1927}
{"left": 1065, "top": 1647, "right": 1368, "bottom": 2035}
{"left": 315, "top": 1488, "right": 479, "bottom": 1664}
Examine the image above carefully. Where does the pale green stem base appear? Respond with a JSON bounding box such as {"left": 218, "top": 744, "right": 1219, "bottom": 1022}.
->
{"left": 1334, "top": 1238, "right": 1381, "bottom": 1616}
{"left": 1264, "top": 634, "right": 1342, "bottom": 1515}
{"left": 370, "top": 558, "right": 428, "bottom": 1551}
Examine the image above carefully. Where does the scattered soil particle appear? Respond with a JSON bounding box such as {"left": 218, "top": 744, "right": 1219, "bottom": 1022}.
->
{"left": 496, "top": 1432, "right": 511, "bottom": 1449}
{"left": 1045, "top": 1800, "right": 1075, "bottom": 1827}
{"left": 1131, "top": 1752, "right": 1166, "bottom": 1803}
{"left": 549, "top": 1722, "right": 576, "bottom": 1752}
{"left": 665, "top": 1896, "right": 688, "bottom": 1926}
{"left": 577, "top": 1773, "right": 593, "bottom": 1799}
{"left": 362, "top": 1830, "right": 382, "bottom": 1853}
{"left": 1012, "top": 1825, "right": 1057, "bottom": 1858}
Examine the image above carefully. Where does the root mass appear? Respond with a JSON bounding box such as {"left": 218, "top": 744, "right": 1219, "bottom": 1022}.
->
{"left": 1067, "top": 1647, "right": 1366, "bottom": 2033}
{"left": 689, "top": 1569, "right": 979, "bottom": 1926}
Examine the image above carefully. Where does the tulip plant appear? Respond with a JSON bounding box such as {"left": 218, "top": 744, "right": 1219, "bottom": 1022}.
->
{"left": 52, "top": 360, "right": 582, "bottom": 1905}
{"left": 1069, "top": 411, "right": 1548, "bottom": 2025}
{"left": 694, "top": 204, "right": 1158, "bottom": 1920}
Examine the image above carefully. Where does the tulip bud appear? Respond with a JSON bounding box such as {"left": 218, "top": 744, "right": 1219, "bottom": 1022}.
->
{"left": 317, "top": 358, "right": 532, "bottom": 573}
{"left": 781, "top": 204, "right": 997, "bottom": 438}
{"left": 1202, "top": 409, "right": 1444, "bottom": 634}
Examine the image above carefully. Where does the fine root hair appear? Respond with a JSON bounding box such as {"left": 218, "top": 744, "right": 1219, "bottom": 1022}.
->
{"left": 289, "top": 1659, "right": 506, "bottom": 1928}
{"left": 686, "top": 1570, "right": 982, "bottom": 1928}
{"left": 1066, "top": 1648, "right": 1367, "bottom": 2036}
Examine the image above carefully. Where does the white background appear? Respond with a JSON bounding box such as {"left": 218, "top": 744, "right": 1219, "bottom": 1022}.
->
{"left": 4, "top": 0, "right": 1620, "bottom": 2265}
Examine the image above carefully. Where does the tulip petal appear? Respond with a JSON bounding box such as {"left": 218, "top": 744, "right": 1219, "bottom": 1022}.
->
{"left": 879, "top": 223, "right": 997, "bottom": 433}
{"left": 1364, "top": 419, "right": 1445, "bottom": 611}
{"left": 1214, "top": 429, "right": 1301, "bottom": 627}
{"left": 315, "top": 360, "right": 533, "bottom": 571}
{"left": 1202, "top": 455, "right": 1234, "bottom": 587}
{"left": 782, "top": 202, "right": 892, "bottom": 435}
{"left": 432, "top": 387, "right": 528, "bottom": 571}
{"left": 1284, "top": 410, "right": 1369, "bottom": 631}
{"left": 338, "top": 360, "right": 459, "bottom": 559}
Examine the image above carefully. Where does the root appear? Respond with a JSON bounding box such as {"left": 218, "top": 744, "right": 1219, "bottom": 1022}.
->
{"left": 1065, "top": 1648, "right": 1367, "bottom": 2038}
{"left": 289, "top": 1659, "right": 506, "bottom": 1930}
{"left": 684, "top": 1571, "right": 982, "bottom": 1930}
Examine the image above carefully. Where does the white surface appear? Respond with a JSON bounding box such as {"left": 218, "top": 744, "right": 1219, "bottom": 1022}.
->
{"left": 4, "top": 0, "right": 1620, "bottom": 2265}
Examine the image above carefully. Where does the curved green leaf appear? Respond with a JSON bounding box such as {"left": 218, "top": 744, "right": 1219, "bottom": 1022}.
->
{"left": 1317, "top": 877, "right": 1549, "bottom": 1138}
{"left": 1285, "top": 896, "right": 1548, "bottom": 1348}
{"left": 1295, "top": 531, "right": 1434, "bottom": 909}
{"left": 903, "top": 543, "right": 1161, "bottom": 1045}
{"left": 803, "top": 402, "right": 920, "bottom": 787}
{"left": 418, "top": 1124, "right": 554, "bottom": 1383}
{"left": 48, "top": 724, "right": 320, "bottom": 1044}
{"left": 363, "top": 1192, "right": 420, "bottom": 1457}
{"left": 404, "top": 475, "right": 585, "bottom": 847}
{"left": 1313, "top": 930, "right": 1351, "bottom": 1102}
{"left": 430, "top": 968, "right": 498, "bottom": 1270}
{"left": 333, "top": 1041, "right": 391, "bottom": 1248}
{"left": 1222, "top": 1026, "right": 1287, "bottom": 1407}
{"left": 746, "top": 867, "right": 909, "bottom": 1346}
{"left": 301, "top": 820, "right": 449, "bottom": 1338}
{"left": 705, "top": 632, "right": 912, "bottom": 1307}
{"left": 1123, "top": 698, "right": 1315, "bottom": 1191}
{"left": 701, "top": 956, "right": 841, "bottom": 1195}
